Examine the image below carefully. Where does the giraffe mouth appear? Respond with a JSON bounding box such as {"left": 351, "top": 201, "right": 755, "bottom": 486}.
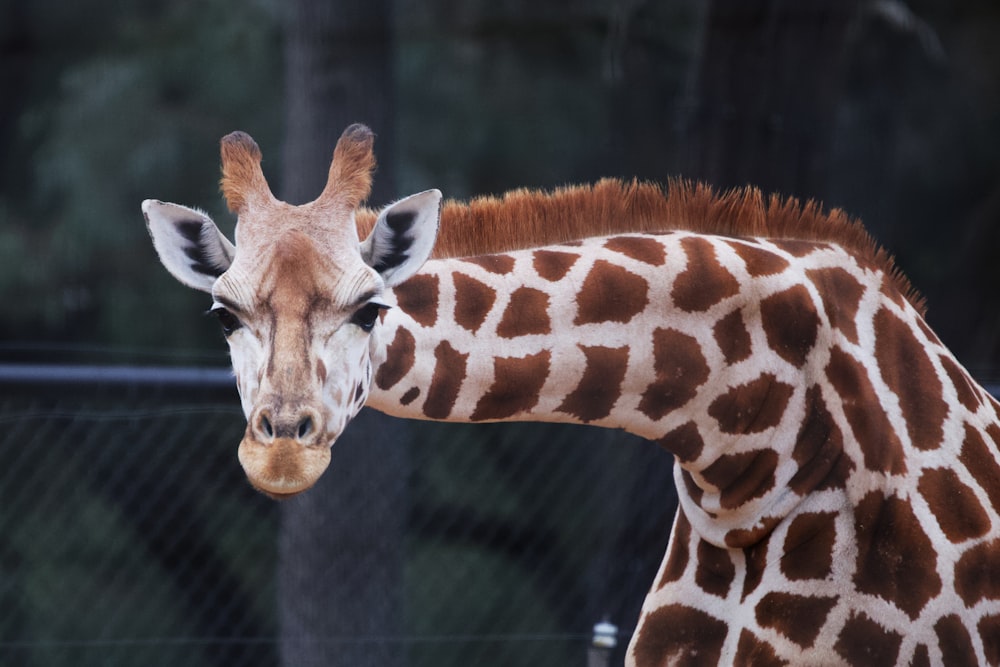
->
{"left": 237, "top": 436, "right": 331, "bottom": 499}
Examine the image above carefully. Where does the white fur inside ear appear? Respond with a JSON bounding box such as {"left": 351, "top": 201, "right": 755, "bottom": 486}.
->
{"left": 143, "top": 199, "right": 236, "bottom": 293}
{"left": 362, "top": 189, "right": 441, "bottom": 287}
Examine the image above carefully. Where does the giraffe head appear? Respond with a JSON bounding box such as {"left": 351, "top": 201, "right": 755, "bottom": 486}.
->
{"left": 143, "top": 125, "right": 441, "bottom": 498}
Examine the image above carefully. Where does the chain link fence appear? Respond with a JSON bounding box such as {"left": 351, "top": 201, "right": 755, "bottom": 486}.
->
{"left": 0, "top": 364, "right": 678, "bottom": 667}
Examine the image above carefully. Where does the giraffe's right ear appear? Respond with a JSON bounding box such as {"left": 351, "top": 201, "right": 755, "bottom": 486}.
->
{"left": 361, "top": 189, "right": 442, "bottom": 287}
{"left": 142, "top": 200, "right": 235, "bottom": 293}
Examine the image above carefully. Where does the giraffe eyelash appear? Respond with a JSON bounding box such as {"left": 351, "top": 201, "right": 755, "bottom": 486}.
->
{"left": 350, "top": 302, "right": 390, "bottom": 332}
{"left": 207, "top": 305, "right": 242, "bottom": 336}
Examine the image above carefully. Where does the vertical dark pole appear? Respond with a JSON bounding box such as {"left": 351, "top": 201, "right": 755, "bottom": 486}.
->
{"left": 279, "top": 1, "right": 408, "bottom": 666}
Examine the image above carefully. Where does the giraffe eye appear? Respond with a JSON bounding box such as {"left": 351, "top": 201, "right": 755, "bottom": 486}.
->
{"left": 210, "top": 306, "right": 242, "bottom": 336}
{"left": 350, "top": 302, "right": 386, "bottom": 333}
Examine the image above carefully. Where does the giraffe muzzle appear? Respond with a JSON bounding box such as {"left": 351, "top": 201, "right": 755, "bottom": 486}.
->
{"left": 237, "top": 404, "right": 331, "bottom": 499}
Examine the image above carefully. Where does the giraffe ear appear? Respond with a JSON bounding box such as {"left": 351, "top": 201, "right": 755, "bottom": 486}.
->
{"left": 142, "top": 199, "right": 235, "bottom": 293}
{"left": 361, "top": 189, "right": 441, "bottom": 287}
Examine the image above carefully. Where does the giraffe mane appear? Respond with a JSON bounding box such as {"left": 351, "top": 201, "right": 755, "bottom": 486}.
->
{"left": 356, "top": 178, "right": 924, "bottom": 315}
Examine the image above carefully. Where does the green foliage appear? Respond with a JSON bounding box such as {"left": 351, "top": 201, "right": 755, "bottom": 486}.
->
{"left": 0, "top": 0, "right": 283, "bottom": 352}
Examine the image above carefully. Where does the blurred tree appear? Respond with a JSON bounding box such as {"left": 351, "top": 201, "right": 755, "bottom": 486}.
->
{"left": 679, "top": 0, "right": 863, "bottom": 200}
{"left": 276, "top": 1, "right": 408, "bottom": 666}
{"left": 0, "top": 0, "right": 282, "bottom": 358}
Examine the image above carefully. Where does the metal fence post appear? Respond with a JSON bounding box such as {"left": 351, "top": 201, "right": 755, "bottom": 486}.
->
{"left": 586, "top": 619, "right": 618, "bottom": 667}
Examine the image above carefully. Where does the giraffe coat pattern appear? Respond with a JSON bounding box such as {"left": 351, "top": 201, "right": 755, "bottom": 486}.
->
{"left": 143, "top": 125, "right": 1000, "bottom": 666}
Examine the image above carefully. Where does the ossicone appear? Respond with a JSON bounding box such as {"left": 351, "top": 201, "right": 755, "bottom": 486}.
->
{"left": 320, "top": 123, "right": 377, "bottom": 211}
{"left": 220, "top": 131, "right": 276, "bottom": 215}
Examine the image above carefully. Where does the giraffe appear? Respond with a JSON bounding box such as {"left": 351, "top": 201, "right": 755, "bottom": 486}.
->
{"left": 143, "top": 124, "right": 1000, "bottom": 665}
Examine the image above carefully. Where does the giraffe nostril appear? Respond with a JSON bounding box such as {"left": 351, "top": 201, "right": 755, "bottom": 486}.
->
{"left": 260, "top": 414, "right": 274, "bottom": 439}
{"left": 297, "top": 416, "right": 313, "bottom": 440}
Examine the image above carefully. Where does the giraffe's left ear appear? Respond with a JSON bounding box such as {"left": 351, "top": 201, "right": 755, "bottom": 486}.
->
{"left": 361, "top": 189, "right": 441, "bottom": 287}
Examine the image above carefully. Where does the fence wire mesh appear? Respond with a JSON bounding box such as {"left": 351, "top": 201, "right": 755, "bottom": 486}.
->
{"left": 0, "top": 365, "right": 678, "bottom": 667}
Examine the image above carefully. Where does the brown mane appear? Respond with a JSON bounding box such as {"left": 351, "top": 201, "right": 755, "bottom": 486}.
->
{"left": 356, "top": 179, "right": 923, "bottom": 315}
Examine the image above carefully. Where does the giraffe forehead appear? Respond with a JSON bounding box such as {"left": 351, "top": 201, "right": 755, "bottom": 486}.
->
{"left": 222, "top": 230, "right": 379, "bottom": 316}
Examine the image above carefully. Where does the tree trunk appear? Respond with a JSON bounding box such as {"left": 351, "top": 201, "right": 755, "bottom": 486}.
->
{"left": 279, "top": 1, "right": 408, "bottom": 666}
{"left": 282, "top": 0, "right": 396, "bottom": 205}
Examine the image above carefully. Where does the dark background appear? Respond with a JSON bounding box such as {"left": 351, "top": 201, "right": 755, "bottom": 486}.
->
{"left": 1, "top": 1, "right": 998, "bottom": 665}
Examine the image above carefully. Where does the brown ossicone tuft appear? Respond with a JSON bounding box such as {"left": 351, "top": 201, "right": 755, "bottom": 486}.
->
{"left": 220, "top": 131, "right": 275, "bottom": 215}
{"left": 320, "top": 123, "right": 377, "bottom": 211}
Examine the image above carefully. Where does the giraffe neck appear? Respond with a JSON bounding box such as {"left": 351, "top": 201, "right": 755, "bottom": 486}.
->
{"left": 364, "top": 226, "right": 1000, "bottom": 664}
{"left": 366, "top": 229, "right": 920, "bottom": 545}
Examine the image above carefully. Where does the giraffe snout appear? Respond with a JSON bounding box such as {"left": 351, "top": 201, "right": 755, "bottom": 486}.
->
{"left": 238, "top": 402, "right": 331, "bottom": 499}
{"left": 250, "top": 404, "right": 323, "bottom": 446}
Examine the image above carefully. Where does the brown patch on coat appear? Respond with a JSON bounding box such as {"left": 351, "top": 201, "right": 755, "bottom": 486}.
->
{"left": 452, "top": 273, "right": 497, "bottom": 333}
{"left": 755, "top": 592, "right": 837, "bottom": 649}
{"left": 657, "top": 512, "right": 691, "bottom": 588}
{"left": 394, "top": 273, "right": 440, "bottom": 328}
{"left": 734, "top": 629, "right": 788, "bottom": 667}
{"left": 741, "top": 541, "right": 769, "bottom": 600}
{"left": 873, "top": 307, "right": 947, "bottom": 451}
{"left": 532, "top": 249, "right": 579, "bottom": 281}
{"left": 940, "top": 354, "right": 983, "bottom": 411}
{"left": 638, "top": 328, "right": 710, "bottom": 421}
{"left": 556, "top": 345, "right": 629, "bottom": 422}
{"left": 671, "top": 236, "right": 741, "bottom": 312}
{"left": 759, "top": 285, "right": 820, "bottom": 367}
{"left": 959, "top": 423, "right": 1000, "bottom": 512}
{"left": 911, "top": 644, "right": 931, "bottom": 667}
{"left": 422, "top": 341, "right": 468, "bottom": 420}
{"left": 708, "top": 373, "right": 794, "bottom": 434}
{"left": 834, "top": 612, "right": 903, "bottom": 665}
{"left": 714, "top": 309, "right": 753, "bottom": 365}
{"left": 780, "top": 511, "right": 837, "bottom": 580}
{"left": 954, "top": 539, "right": 1000, "bottom": 606}
{"left": 789, "top": 385, "right": 852, "bottom": 494}
{"left": 917, "top": 315, "right": 944, "bottom": 346}
{"left": 727, "top": 240, "right": 790, "bottom": 276}
{"left": 400, "top": 387, "right": 420, "bottom": 405}
{"left": 497, "top": 287, "right": 551, "bottom": 338}
{"left": 574, "top": 260, "right": 650, "bottom": 325}
{"left": 631, "top": 604, "right": 729, "bottom": 667}
{"left": 680, "top": 469, "right": 704, "bottom": 507}
{"left": 461, "top": 254, "right": 515, "bottom": 274}
{"left": 725, "top": 514, "right": 783, "bottom": 548}
{"left": 694, "top": 540, "right": 736, "bottom": 597}
{"left": 655, "top": 421, "right": 704, "bottom": 462}
{"left": 918, "top": 467, "right": 991, "bottom": 543}
{"left": 853, "top": 491, "right": 941, "bottom": 619}
{"left": 773, "top": 239, "right": 826, "bottom": 258}
{"left": 934, "top": 615, "right": 978, "bottom": 666}
{"left": 604, "top": 235, "right": 666, "bottom": 265}
{"left": 806, "top": 267, "right": 865, "bottom": 345}
{"left": 470, "top": 351, "right": 551, "bottom": 421}
{"left": 980, "top": 614, "right": 1000, "bottom": 665}
{"left": 374, "top": 328, "right": 416, "bottom": 390}
{"left": 825, "top": 346, "right": 907, "bottom": 475}
{"left": 700, "top": 449, "right": 779, "bottom": 510}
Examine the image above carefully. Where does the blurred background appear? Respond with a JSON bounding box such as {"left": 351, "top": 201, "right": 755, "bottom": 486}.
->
{"left": 0, "top": 0, "right": 998, "bottom": 665}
